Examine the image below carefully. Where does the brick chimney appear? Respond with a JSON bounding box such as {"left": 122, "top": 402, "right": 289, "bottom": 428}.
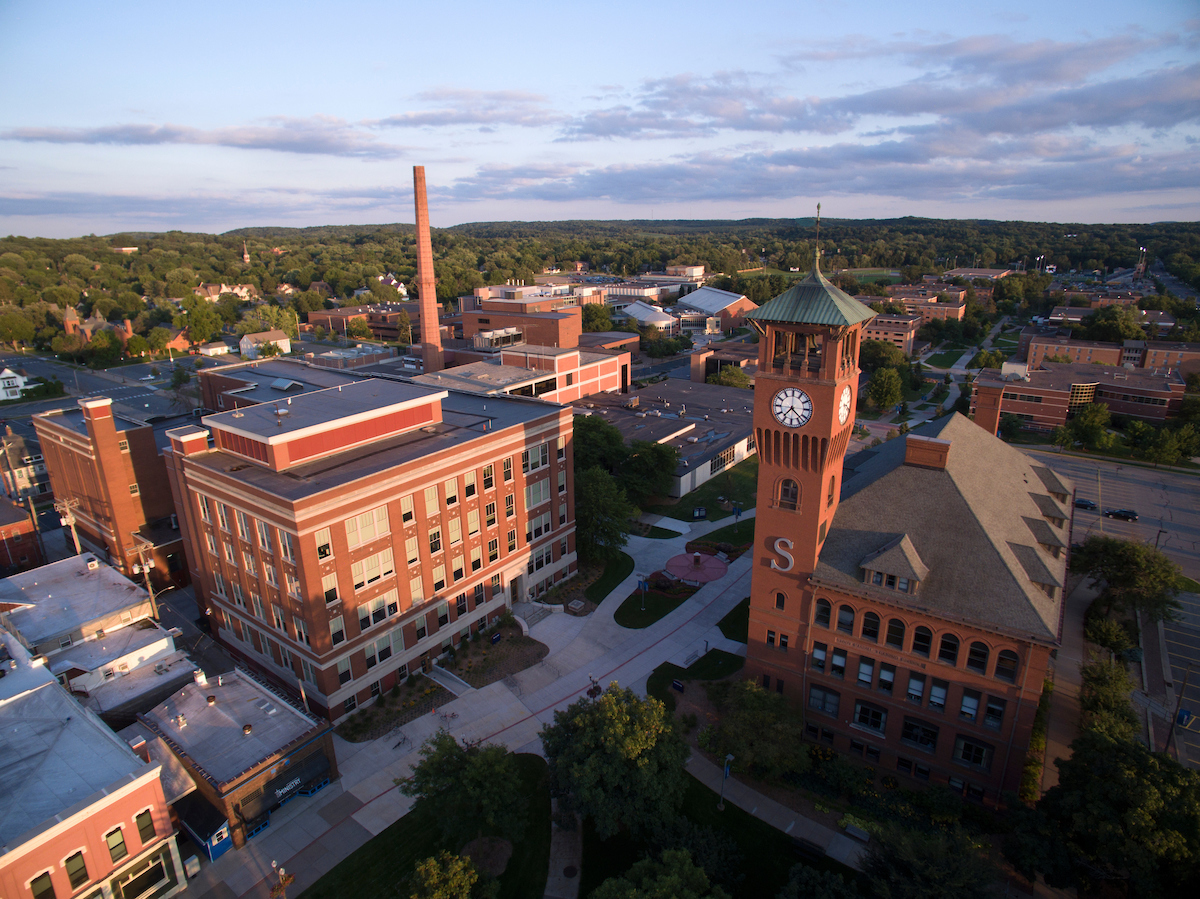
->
{"left": 904, "top": 434, "right": 952, "bottom": 470}
{"left": 413, "top": 166, "right": 444, "bottom": 373}
{"left": 127, "top": 735, "right": 150, "bottom": 763}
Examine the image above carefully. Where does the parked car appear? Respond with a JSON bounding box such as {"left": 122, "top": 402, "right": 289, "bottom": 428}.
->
{"left": 1103, "top": 508, "right": 1139, "bottom": 521}
{"left": 1074, "top": 498, "right": 1098, "bottom": 510}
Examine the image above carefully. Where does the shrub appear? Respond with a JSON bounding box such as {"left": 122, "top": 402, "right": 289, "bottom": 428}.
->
{"left": 1084, "top": 615, "right": 1133, "bottom": 654}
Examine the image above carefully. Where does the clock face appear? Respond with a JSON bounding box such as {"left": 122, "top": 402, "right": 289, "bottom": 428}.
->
{"left": 838, "top": 385, "right": 853, "bottom": 425}
{"left": 772, "top": 387, "right": 813, "bottom": 428}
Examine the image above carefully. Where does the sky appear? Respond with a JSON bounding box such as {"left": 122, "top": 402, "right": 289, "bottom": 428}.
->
{"left": 1, "top": 0, "right": 1198, "bottom": 237}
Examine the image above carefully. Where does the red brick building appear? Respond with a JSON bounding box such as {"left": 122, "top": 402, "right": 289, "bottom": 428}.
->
{"left": 1024, "top": 332, "right": 1200, "bottom": 375}
{"left": 163, "top": 379, "right": 576, "bottom": 722}
{"left": 33, "top": 399, "right": 188, "bottom": 590}
{"left": 0, "top": 496, "right": 43, "bottom": 573}
{"left": 744, "top": 261, "right": 1068, "bottom": 804}
{"left": 861, "top": 313, "right": 922, "bottom": 355}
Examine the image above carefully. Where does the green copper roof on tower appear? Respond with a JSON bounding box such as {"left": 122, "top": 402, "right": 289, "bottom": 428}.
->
{"left": 744, "top": 253, "right": 877, "bottom": 328}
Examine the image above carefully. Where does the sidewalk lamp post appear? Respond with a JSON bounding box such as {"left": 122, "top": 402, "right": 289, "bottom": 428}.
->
{"left": 270, "top": 861, "right": 295, "bottom": 899}
{"left": 732, "top": 502, "right": 743, "bottom": 534}
{"left": 717, "top": 754, "right": 734, "bottom": 811}
{"left": 636, "top": 573, "right": 647, "bottom": 612}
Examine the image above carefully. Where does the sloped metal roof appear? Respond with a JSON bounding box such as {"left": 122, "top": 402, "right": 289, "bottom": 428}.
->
{"left": 745, "top": 259, "right": 876, "bottom": 328}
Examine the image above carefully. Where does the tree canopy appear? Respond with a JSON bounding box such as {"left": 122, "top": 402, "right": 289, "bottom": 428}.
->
{"left": 863, "top": 825, "right": 995, "bottom": 899}
{"left": 540, "top": 683, "right": 688, "bottom": 840}
{"left": 573, "top": 467, "right": 635, "bottom": 564}
{"left": 590, "top": 849, "right": 729, "bottom": 899}
{"left": 1070, "top": 534, "right": 1182, "bottom": 622}
{"left": 866, "top": 366, "right": 903, "bottom": 410}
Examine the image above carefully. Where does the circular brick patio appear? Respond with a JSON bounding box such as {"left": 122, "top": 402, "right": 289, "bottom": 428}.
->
{"left": 664, "top": 552, "right": 729, "bottom": 583}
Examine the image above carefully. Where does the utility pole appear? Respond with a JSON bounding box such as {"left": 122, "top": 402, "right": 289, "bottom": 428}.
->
{"left": 131, "top": 535, "right": 160, "bottom": 620}
{"left": 54, "top": 497, "right": 81, "bottom": 554}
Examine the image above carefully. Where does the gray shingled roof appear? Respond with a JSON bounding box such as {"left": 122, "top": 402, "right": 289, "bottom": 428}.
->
{"left": 745, "top": 258, "right": 876, "bottom": 328}
{"left": 859, "top": 534, "right": 929, "bottom": 581}
{"left": 811, "top": 414, "right": 1070, "bottom": 642}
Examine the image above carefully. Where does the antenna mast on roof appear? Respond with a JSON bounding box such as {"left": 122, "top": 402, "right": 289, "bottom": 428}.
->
{"left": 814, "top": 203, "right": 822, "bottom": 270}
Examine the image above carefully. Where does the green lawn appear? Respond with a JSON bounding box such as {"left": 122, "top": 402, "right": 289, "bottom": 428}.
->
{"left": 718, "top": 598, "right": 750, "bottom": 643}
{"left": 579, "top": 774, "right": 858, "bottom": 898}
{"left": 925, "top": 350, "right": 964, "bottom": 368}
{"left": 300, "top": 754, "right": 550, "bottom": 899}
{"left": 646, "top": 649, "right": 746, "bottom": 709}
{"left": 642, "top": 456, "right": 759, "bottom": 523}
{"left": 614, "top": 586, "right": 695, "bottom": 628}
{"left": 628, "top": 524, "right": 680, "bottom": 539}
{"left": 1180, "top": 576, "right": 1200, "bottom": 592}
{"left": 585, "top": 552, "right": 636, "bottom": 604}
{"left": 689, "top": 520, "right": 753, "bottom": 547}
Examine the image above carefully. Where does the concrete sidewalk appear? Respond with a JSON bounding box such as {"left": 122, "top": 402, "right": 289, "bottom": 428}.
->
{"left": 1040, "top": 577, "right": 1095, "bottom": 792}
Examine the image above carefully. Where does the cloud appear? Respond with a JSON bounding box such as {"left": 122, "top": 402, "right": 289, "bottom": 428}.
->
{"left": 374, "top": 89, "right": 560, "bottom": 129}
{"left": 0, "top": 116, "right": 406, "bottom": 158}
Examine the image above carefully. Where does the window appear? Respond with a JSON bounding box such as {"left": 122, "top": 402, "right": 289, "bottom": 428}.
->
{"left": 445, "top": 478, "right": 458, "bottom": 506}
{"left": 483, "top": 464, "right": 495, "bottom": 489}
{"left": 558, "top": 470, "right": 567, "bottom": 494}
{"left": 468, "top": 509, "right": 480, "bottom": 536}
{"left": 273, "top": 605, "right": 286, "bottom": 630}
{"left": 346, "top": 506, "right": 389, "bottom": 548}
{"left": 337, "top": 659, "right": 352, "bottom": 685}
{"left": 809, "top": 685, "right": 840, "bottom": 716}
{"left": 429, "top": 527, "right": 442, "bottom": 554}
{"left": 886, "top": 619, "right": 905, "bottom": 649}
{"left": 136, "top": 809, "right": 156, "bottom": 843}
{"left": 243, "top": 549, "right": 255, "bottom": 571}
{"left": 252, "top": 593, "right": 265, "bottom": 619}
{"left": 938, "top": 634, "right": 960, "bottom": 666}
{"left": 315, "top": 527, "right": 332, "bottom": 560}
{"left": 405, "top": 536, "right": 419, "bottom": 565}
{"left": 912, "top": 626, "right": 932, "bottom": 657}
{"left": 857, "top": 658, "right": 874, "bottom": 687}
{"left": 257, "top": 520, "right": 272, "bottom": 552}
{"left": 464, "top": 471, "right": 476, "bottom": 497}
{"left": 401, "top": 494, "right": 415, "bottom": 523}
{"left": 217, "top": 504, "right": 229, "bottom": 531}
{"left": 862, "top": 612, "right": 880, "bottom": 642}
{"left": 557, "top": 436, "right": 566, "bottom": 460}
{"left": 330, "top": 615, "right": 345, "bottom": 646}
{"left": 503, "top": 458, "right": 512, "bottom": 481}
{"left": 224, "top": 542, "right": 236, "bottom": 565}
{"left": 778, "top": 478, "right": 799, "bottom": 510}
{"left": 775, "top": 592, "right": 786, "bottom": 610}
{"left": 212, "top": 572, "right": 226, "bottom": 598}
{"left": 836, "top": 605, "right": 854, "bottom": 634}
{"left": 762, "top": 674, "right": 771, "bottom": 690}
{"left": 779, "top": 634, "right": 788, "bottom": 651}
{"left": 960, "top": 689, "right": 980, "bottom": 723}
{"left": 129, "top": 483, "right": 140, "bottom": 496}
{"left": 995, "top": 650, "right": 1019, "bottom": 683}
{"left": 929, "top": 679, "right": 948, "bottom": 712}
{"left": 559, "top": 502, "right": 568, "bottom": 526}
{"left": 811, "top": 642, "right": 826, "bottom": 672}
{"left": 524, "top": 479, "right": 552, "bottom": 508}
{"left": 830, "top": 649, "right": 846, "bottom": 678}
{"left": 507, "top": 529, "right": 517, "bottom": 552}
{"left": 286, "top": 573, "right": 301, "bottom": 598}
{"left": 452, "top": 554, "right": 464, "bottom": 581}
{"left": 505, "top": 494, "right": 515, "bottom": 518}
{"left": 294, "top": 616, "right": 310, "bottom": 646}
{"left": 410, "top": 576, "right": 425, "bottom": 604}
{"left": 66, "top": 850, "right": 89, "bottom": 888}
{"left": 456, "top": 593, "right": 468, "bottom": 616}
{"left": 878, "top": 663, "right": 895, "bottom": 695}
{"left": 433, "top": 564, "right": 446, "bottom": 592}
{"left": 827, "top": 475, "right": 836, "bottom": 508}
{"left": 488, "top": 538, "right": 499, "bottom": 562}
{"left": 31, "top": 872, "right": 55, "bottom": 899}
{"left": 352, "top": 549, "right": 395, "bottom": 589}
{"left": 344, "top": 696, "right": 357, "bottom": 714}
{"left": 448, "top": 517, "right": 462, "bottom": 546}
{"left": 106, "top": 827, "right": 128, "bottom": 862}
{"left": 231, "top": 582, "right": 244, "bottom": 607}
{"left": 814, "top": 598, "right": 831, "bottom": 628}
{"left": 854, "top": 701, "right": 886, "bottom": 733}
{"left": 323, "top": 573, "right": 339, "bottom": 604}
{"left": 522, "top": 443, "right": 549, "bottom": 473}
{"left": 954, "top": 736, "right": 994, "bottom": 770}
{"left": 437, "top": 602, "right": 450, "bottom": 626}
{"left": 897, "top": 577, "right": 910, "bottom": 593}
{"left": 767, "top": 629, "right": 776, "bottom": 647}
{"left": 486, "top": 502, "right": 497, "bottom": 527}
{"left": 118, "top": 438, "right": 130, "bottom": 452}
{"left": 984, "top": 696, "right": 1006, "bottom": 730}
{"left": 206, "top": 533, "right": 217, "bottom": 555}
{"left": 907, "top": 674, "right": 925, "bottom": 703}
{"left": 236, "top": 511, "right": 251, "bottom": 541}
{"left": 264, "top": 563, "right": 278, "bottom": 586}
{"left": 966, "top": 641, "right": 989, "bottom": 674}
{"left": 424, "top": 485, "right": 439, "bottom": 516}
{"left": 471, "top": 546, "right": 482, "bottom": 572}
{"left": 200, "top": 496, "right": 211, "bottom": 522}
{"left": 901, "top": 717, "right": 939, "bottom": 751}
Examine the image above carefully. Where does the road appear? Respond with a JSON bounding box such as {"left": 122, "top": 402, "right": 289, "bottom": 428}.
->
{"left": 0, "top": 352, "right": 190, "bottom": 421}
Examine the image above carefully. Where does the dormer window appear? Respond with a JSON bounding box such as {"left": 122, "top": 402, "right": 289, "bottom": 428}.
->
{"left": 865, "top": 569, "right": 915, "bottom": 594}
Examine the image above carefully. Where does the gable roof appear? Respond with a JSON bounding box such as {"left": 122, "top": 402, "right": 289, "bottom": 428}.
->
{"left": 859, "top": 534, "right": 929, "bottom": 581}
{"left": 813, "top": 414, "right": 1071, "bottom": 643}
{"left": 745, "top": 256, "right": 876, "bottom": 328}
{"left": 677, "top": 286, "right": 753, "bottom": 316}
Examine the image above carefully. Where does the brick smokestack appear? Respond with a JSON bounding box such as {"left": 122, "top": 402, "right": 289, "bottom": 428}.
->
{"left": 413, "top": 166, "right": 444, "bottom": 373}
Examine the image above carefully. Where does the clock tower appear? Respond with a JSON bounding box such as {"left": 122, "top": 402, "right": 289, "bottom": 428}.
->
{"left": 744, "top": 251, "right": 875, "bottom": 690}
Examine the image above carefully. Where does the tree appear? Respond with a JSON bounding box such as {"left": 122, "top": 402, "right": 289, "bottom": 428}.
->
{"left": 1070, "top": 535, "right": 1182, "bottom": 622}
{"left": 864, "top": 825, "right": 995, "bottom": 899}
{"left": 125, "top": 334, "right": 150, "bottom": 357}
{"left": 573, "top": 467, "right": 634, "bottom": 564}
{"left": 397, "top": 730, "right": 527, "bottom": 846}
{"left": 706, "top": 366, "right": 751, "bottom": 389}
{"left": 346, "top": 318, "right": 373, "bottom": 339}
{"left": 776, "top": 864, "right": 861, "bottom": 899}
{"left": 998, "top": 413, "right": 1022, "bottom": 441}
{"left": 147, "top": 326, "right": 172, "bottom": 352}
{"left": 969, "top": 348, "right": 1006, "bottom": 369}
{"left": 1067, "top": 403, "right": 1114, "bottom": 451}
{"left": 858, "top": 339, "right": 907, "bottom": 373}
{"left": 620, "top": 440, "right": 678, "bottom": 506}
{"left": 572, "top": 415, "right": 629, "bottom": 474}
{"left": 590, "top": 850, "right": 729, "bottom": 899}
{"left": 0, "top": 311, "right": 34, "bottom": 350}
{"left": 866, "top": 367, "right": 902, "bottom": 410}
{"left": 259, "top": 341, "right": 283, "bottom": 358}
{"left": 1050, "top": 425, "right": 1073, "bottom": 452}
{"left": 583, "top": 303, "right": 613, "bottom": 332}
{"left": 540, "top": 683, "right": 688, "bottom": 840}
{"left": 1007, "top": 730, "right": 1200, "bottom": 896}
{"left": 395, "top": 308, "right": 413, "bottom": 345}
{"left": 1084, "top": 305, "right": 1146, "bottom": 342}
{"left": 175, "top": 298, "right": 221, "bottom": 346}
{"left": 702, "top": 679, "right": 808, "bottom": 782}
{"left": 408, "top": 851, "right": 488, "bottom": 899}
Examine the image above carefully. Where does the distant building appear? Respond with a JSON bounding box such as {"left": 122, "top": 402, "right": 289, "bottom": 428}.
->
{"left": 862, "top": 314, "right": 923, "bottom": 355}
{"left": 307, "top": 302, "right": 420, "bottom": 343}
{"left": 613, "top": 300, "right": 679, "bottom": 335}
{"left": 0, "top": 628, "right": 185, "bottom": 899}
{"left": 0, "top": 428, "right": 51, "bottom": 502}
{"left": 0, "top": 496, "right": 43, "bottom": 572}
{"left": 307, "top": 344, "right": 397, "bottom": 370}
{"left": 940, "top": 268, "right": 1013, "bottom": 281}
{"left": 1024, "top": 333, "right": 1200, "bottom": 375}
{"left": 414, "top": 345, "right": 630, "bottom": 402}
{"left": 674, "top": 286, "right": 758, "bottom": 334}
{"left": 0, "top": 367, "right": 31, "bottom": 401}
{"left": 238, "top": 330, "right": 292, "bottom": 358}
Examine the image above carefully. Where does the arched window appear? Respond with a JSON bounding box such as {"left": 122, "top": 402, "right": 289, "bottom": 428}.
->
{"left": 775, "top": 592, "right": 786, "bottom": 611}
{"left": 886, "top": 619, "right": 905, "bottom": 649}
{"left": 995, "top": 650, "right": 1019, "bottom": 683}
{"left": 827, "top": 476, "right": 836, "bottom": 508}
{"left": 861, "top": 612, "right": 880, "bottom": 643}
{"left": 912, "top": 626, "right": 932, "bottom": 657}
{"left": 967, "top": 641, "right": 989, "bottom": 674}
{"left": 814, "top": 598, "right": 831, "bottom": 628}
{"left": 778, "top": 479, "right": 799, "bottom": 511}
{"left": 939, "top": 634, "right": 960, "bottom": 666}
{"left": 837, "top": 605, "right": 855, "bottom": 634}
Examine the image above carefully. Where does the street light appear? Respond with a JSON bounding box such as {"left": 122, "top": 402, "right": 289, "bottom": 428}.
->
{"left": 270, "top": 861, "right": 295, "bottom": 899}
{"left": 717, "top": 754, "right": 734, "bottom": 811}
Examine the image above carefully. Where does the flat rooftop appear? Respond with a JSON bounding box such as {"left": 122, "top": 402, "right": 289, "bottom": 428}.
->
{"left": 141, "top": 669, "right": 321, "bottom": 787}
{"left": 975, "top": 362, "right": 1185, "bottom": 392}
{"left": 0, "top": 555, "right": 149, "bottom": 646}
{"left": 0, "top": 629, "right": 149, "bottom": 850}
{"left": 84, "top": 650, "right": 198, "bottom": 718}
{"left": 205, "top": 358, "right": 364, "bottom": 405}
{"left": 47, "top": 617, "right": 171, "bottom": 676}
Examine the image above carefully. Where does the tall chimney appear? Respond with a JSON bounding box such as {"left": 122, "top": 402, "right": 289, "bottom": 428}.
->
{"left": 413, "top": 166, "right": 444, "bottom": 373}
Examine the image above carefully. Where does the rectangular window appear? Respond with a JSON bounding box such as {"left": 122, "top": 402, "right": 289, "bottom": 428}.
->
{"left": 507, "top": 529, "right": 517, "bottom": 552}
{"left": 483, "top": 464, "right": 495, "bottom": 489}
{"left": 252, "top": 593, "right": 265, "bottom": 619}
{"left": 410, "top": 576, "right": 425, "bottom": 604}
{"left": 503, "top": 458, "right": 512, "bottom": 481}
{"left": 779, "top": 634, "right": 788, "bottom": 651}
{"left": 337, "top": 658, "right": 352, "bottom": 685}
{"left": 212, "top": 572, "right": 226, "bottom": 597}
{"left": 352, "top": 549, "right": 395, "bottom": 589}
{"left": 954, "top": 736, "right": 994, "bottom": 770}
{"left": 217, "top": 504, "right": 229, "bottom": 531}
{"left": 878, "top": 663, "right": 895, "bottom": 695}
{"left": 31, "top": 872, "right": 55, "bottom": 899}
{"left": 236, "top": 511, "right": 251, "bottom": 541}
{"left": 886, "top": 619, "right": 905, "bottom": 648}
{"left": 243, "top": 549, "right": 256, "bottom": 571}
{"left": 294, "top": 616, "right": 310, "bottom": 646}
{"left": 857, "top": 658, "right": 875, "bottom": 687}
{"left": 264, "top": 563, "right": 278, "bottom": 587}
{"left": 330, "top": 615, "right": 345, "bottom": 646}
{"left": 429, "top": 527, "right": 442, "bottom": 554}
{"left": 488, "top": 538, "right": 499, "bottom": 562}
{"left": 106, "top": 827, "right": 128, "bottom": 862}
{"left": 522, "top": 443, "right": 549, "bottom": 473}
{"left": 468, "top": 509, "right": 480, "bottom": 536}
{"left": 907, "top": 674, "right": 925, "bottom": 703}
{"left": 424, "top": 485, "right": 439, "bottom": 516}
{"left": 929, "top": 679, "right": 948, "bottom": 712}
{"left": 118, "top": 438, "right": 130, "bottom": 452}
{"left": 558, "top": 470, "right": 567, "bottom": 494}
{"left": 808, "top": 685, "right": 840, "bottom": 716}
{"left": 257, "top": 519, "right": 272, "bottom": 552}
{"left": 444, "top": 478, "right": 458, "bottom": 506}
{"left": 136, "top": 808, "right": 156, "bottom": 843}
{"left": 437, "top": 602, "right": 450, "bottom": 626}
{"left": 486, "top": 502, "right": 497, "bottom": 527}
{"left": 557, "top": 436, "right": 566, "bottom": 459}
{"left": 224, "top": 542, "right": 236, "bottom": 565}
{"left": 854, "top": 701, "right": 886, "bottom": 733}
{"left": 433, "top": 564, "right": 446, "bottom": 592}
{"left": 200, "top": 496, "right": 211, "bottom": 522}
{"left": 272, "top": 605, "right": 286, "bottom": 631}
{"left": 830, "top": 649, "right": 846, "bottom": 678}
{"left": 448, "top": 517, "right": 462, "bottom": 545}
{"left": 286, "top": 572, "right": 301, "bottom": 598}
{"left": 346, "top": 505, "right": 389, "bottom": 548}
{"left": 811, "top": 642, "right": 827, "bottom": 672}
{"left": 559, "top": 502, "right": 567, "bottom": 526}
{"left": 912, "top": 629, "right": 932, "bottom": 657}
{"left": 960, "top": 689, "right": 981, "bottom": 723}
{"left": 464, "top": 470, "right": 477, "bottom": 497}
{"left": 405, "top": 535, "right": 419, "bottom": 565}
{"left": 322, "top": 573, "right": 339, "bottom": 604}
{"left": 206, "top": 533, "right": 217, "bottom": 555}
{"left": 66, "top": 850, "right": 89, "bottom": 888}
{"left": 506, "top": 494, "right": 515, "bottom": 518}
{"left": 984, "top": 696, "right": 1006, "bottom": 730}
{"left": 315, "top": 527, "right": 332, "bottom": 560}
{"left": 901, "top": 717, "right": 939, "bottom": 751}
{"left": 767, "top": 629, "right": 776, "bottom": 647}
{"left": 471, "top": 546, "right": 482, "bottom": 572}
{"left": 231, "top": 582, "right": 244, "bottom": 607}
{"left": 401, "top": 494, "right": 414, "bottom": 523}
{"left": 452, "top": 554, "right": 464, "bottom": 581}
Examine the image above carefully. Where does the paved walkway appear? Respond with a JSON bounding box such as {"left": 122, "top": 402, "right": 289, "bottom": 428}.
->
{"left": 1040, "top": 577, "right": 1095, "bottom": 793}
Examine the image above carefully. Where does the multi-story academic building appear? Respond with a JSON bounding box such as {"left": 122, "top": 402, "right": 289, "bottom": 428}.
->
{"left": 744, "top": 260, "right": 1069, "bottom": 804}
{"left": 163, "top": 379, "right": 576, "bottom": 722}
